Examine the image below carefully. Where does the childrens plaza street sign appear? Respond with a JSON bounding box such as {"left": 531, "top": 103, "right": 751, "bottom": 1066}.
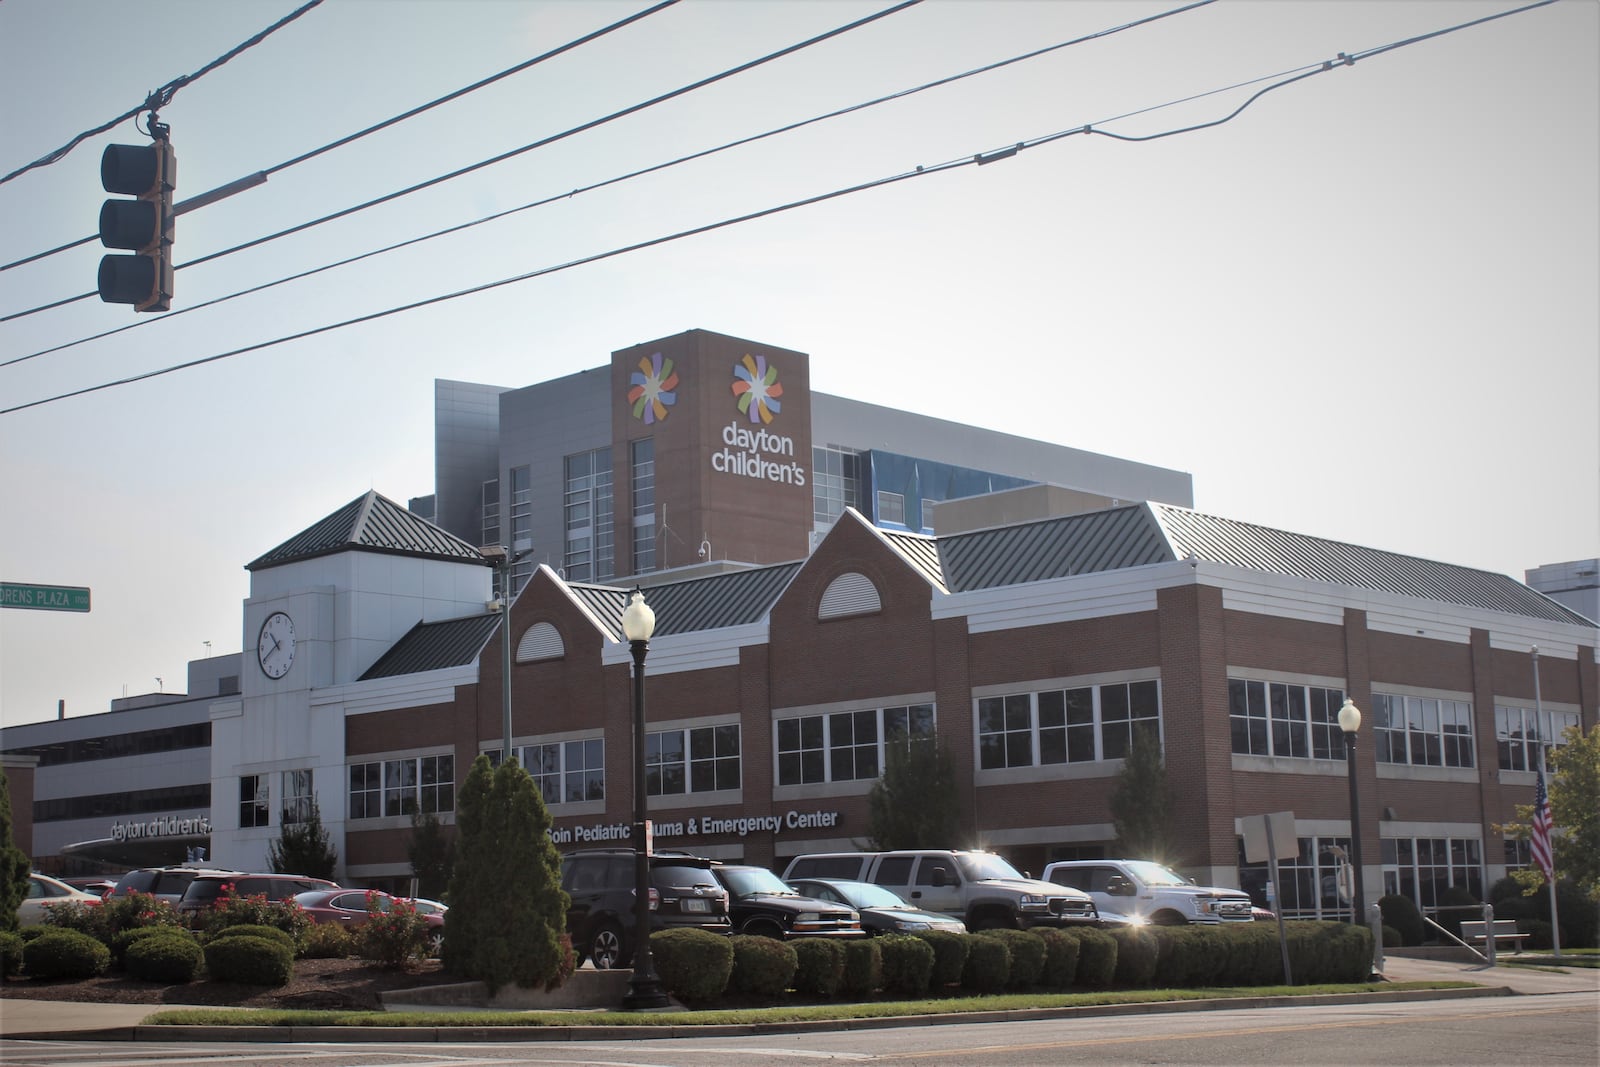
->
{"left": 1, "top": 582, "right": 91, "bottom": 612}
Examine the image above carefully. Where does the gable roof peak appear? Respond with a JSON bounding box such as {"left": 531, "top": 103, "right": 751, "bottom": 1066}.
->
{"left": 246, "top": 490, "right": 490, "bottom": 572}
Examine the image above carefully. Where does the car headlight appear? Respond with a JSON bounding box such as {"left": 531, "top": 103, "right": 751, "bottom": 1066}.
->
{"left": 1018, "top": 894, "right": 1048, "bottom": 910}
{"left": 894, "top": 919, "right": 931, "bottom": 931}
{"left": 796, "top": 912, "right": 818, "bottom": 923}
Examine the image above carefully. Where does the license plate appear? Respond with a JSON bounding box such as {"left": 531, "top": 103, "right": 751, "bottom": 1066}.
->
{"left": 681, "top": 898, "right": 710, "bottom": 913}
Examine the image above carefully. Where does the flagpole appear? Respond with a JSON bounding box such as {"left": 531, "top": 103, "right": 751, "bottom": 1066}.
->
{"left": 1532, "top": 646, "right": 1561, "bottom": 960}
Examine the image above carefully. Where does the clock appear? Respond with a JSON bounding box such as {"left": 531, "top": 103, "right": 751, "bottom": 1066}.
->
{"left": 257, "top": 611, "right": 296, "bottom": 679}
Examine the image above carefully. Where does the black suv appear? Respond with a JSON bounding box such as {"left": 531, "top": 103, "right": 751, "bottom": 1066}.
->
{"left": 560, "top": 850, "right": 731, "bottom": 969}
{"left": 711, "top": 864, "right": 864, "bottom": 940}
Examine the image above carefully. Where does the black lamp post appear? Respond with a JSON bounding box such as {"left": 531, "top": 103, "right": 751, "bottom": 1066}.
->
{"left": 1337, "top": 699, "right": 1366, "bottom": 925}
{"left": 480, "top": 544, "right": 528, "bottom": 764}
{"left": 621, "top": 589, "right": 669, "bottom": 1010}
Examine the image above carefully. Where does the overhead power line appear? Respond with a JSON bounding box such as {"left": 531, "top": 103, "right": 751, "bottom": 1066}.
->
{"left": 0, "top": 0, "right": 325, "bottom": 188}
{"left": 3, "top": 0, "right": 1217, "bottom": 366}
{"left": 0, "top": 0, "right": 682, "bottom": 274}
{"left": 1, "top": 0, "right": 1560, "bottom": 415}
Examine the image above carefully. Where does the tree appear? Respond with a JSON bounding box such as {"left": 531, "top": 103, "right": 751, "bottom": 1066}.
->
{"left": 0, "top": 769, "right": 31, "bottom": 932}
{"left": 1108, "top": 728, "right": 1175, "bottom": 863}
{"left": 408, "top": 809, "right": 457, "bottom": 901}
{"left": 1500, "top": 725, "right": 1600, "bottom": 903}
{"left": 867, "top": 733, "right": 960, "bottom": 851}
{"left": 268, "top": 799, "right": 338, "bottom": 881}
{"left": 444, "top": 754, "right": 570, "bottom": 992}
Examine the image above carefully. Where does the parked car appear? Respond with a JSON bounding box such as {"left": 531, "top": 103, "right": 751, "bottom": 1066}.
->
{"left": 560, "top": 849, "right": 731, "bottom": 969}
{"left": 785, "top": 877, "right": 966, "bottom": 936}
{"left": 63, "top": 876, "right": 119, "bottom": 896}
{"left": 105, "top": 866, "right": 243, "bottom": 905}
{"left": 400, "top": 897, "right": 448, "bottom": 918}
{"left": 177, "top": 872, "right": 338, "bottom": 917}
{"left": 711, "top": 864, "right": 864, "bottom": 940}
{"left": 19, "top": 873, "right": 102, "bottom": 926}
{"left": 1040, "top": 859, "right": 1254, "bottom": 925}
{"left": 293, "top": 888, "right": 446, "bottom": 954}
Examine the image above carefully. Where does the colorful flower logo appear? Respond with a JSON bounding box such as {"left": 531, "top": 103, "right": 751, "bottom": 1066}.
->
{"left": 628, "top": 352, "right": 678, "bottom": 424}
{"left": 731, "top": 353, "right": 783, "bottom": 425}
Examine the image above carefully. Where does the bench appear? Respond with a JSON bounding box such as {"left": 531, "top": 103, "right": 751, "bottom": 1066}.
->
{"left": 1460, "top": 918, "right": 1529, "bottom": 953}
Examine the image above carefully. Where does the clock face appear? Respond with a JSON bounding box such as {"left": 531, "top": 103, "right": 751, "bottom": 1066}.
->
{"left": 257, "top": 611, "right": 296, "bottom": 679}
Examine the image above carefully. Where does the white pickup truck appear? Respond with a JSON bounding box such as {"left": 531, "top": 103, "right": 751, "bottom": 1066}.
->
{"left": 1040, "top": 859, "right": 1255, "bottom": 925}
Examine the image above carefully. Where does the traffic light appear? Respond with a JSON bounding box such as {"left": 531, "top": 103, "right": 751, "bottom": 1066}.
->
{"left": 98, "top": 139, "right": 175, "bottom": 312}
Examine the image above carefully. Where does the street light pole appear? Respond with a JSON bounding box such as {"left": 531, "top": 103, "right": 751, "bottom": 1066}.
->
{"left": 1338, "top": 699, "right": 1366, "bottom": 924}
{"left": 621, "top": 589, "right": 668, "bottom": 1010}
{"left": 481, "top": 545, "right": 526, "bottom": 765}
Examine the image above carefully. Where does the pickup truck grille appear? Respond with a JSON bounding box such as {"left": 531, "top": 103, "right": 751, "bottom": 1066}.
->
{"left": 1214, "top": 899, "right": 1254, "bottom": 920}
{"left": 1049, "top": 897, "right": 1097, "bottom": 920}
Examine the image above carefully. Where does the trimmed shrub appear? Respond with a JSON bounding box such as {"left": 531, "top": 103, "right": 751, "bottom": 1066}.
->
{"left": 791, "top": 937, "right": 845, "bottom": 996}
{"left": 1111, "top": 926, "right": 1160, "bottom": 986}
{"left": 960, "top": 931, "right": 1010, "bottom": 994}
{"left": 299, "top": 920, "right": 356, "bottom": 959}
{"left": 198, "top": 892, "right": 310, "bottom": 944}
{"left": 1070, "top": 927, "right": 1118, "bottom": 988}
{"left": 878, "top": 934, "right": 934, "bottom": 997}
{"left": 1226, "top": 921, "right": 1287, "bottom": 985}
{"left": 1034, "top": 927, "right": 1078, "bottom": 988}
{"left": 0, "top": 930, "right": 24, "bottom": 978}
{"left": 650, "top": 928, "right": 733, "bottom": 1002}
{"left": 1521, "top": 919, "right": 1553, "bottom": 950}
{"left": 1378, "top": 895, "right": 1426, "bottom": 947}
{"left": 97, "top": 891, "right": 183, "bottom": 939}
{"left": 841, "top": 938, "right": 882, "bottom": 998}
{"left": 22, "top": 928, "right": 109, "bottom": 979}
{"left": 111, "top": 925, "right": 197, "bottom": 969}
{"left": 38, "top": 901, "right": 106, "bottom": 939}
{"left": 206, "top": 923, "right": 296, "bottom": 951}
{"left": 978, "top": 928, "right": 1045, "bottom": 988}
{"left": 1381, "top": 924, "right": 1402, "bottom": 948}
{"left": 916, "top": 930, "right": 969, "bottom": 988}
{"left": 125, "top": 931, "right": 203, "bottom": 983}
{"left": 358, "top": 898, "right": 430, "bottom": 968}
{"left": 728, "top": 934, "right": 797, "bottom": 996}
{"left": 203, "top": 934, "right": 294, "bottom": 987}
{"left": 1434, "top": 885, "right": 1481, "bottom": 940}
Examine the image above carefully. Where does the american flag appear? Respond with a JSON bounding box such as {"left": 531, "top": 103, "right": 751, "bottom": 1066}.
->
{"left": 1530, "top": 768, "right": 1555, "bottom": 879}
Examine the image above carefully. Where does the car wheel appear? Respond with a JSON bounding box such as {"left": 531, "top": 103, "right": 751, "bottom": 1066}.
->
{"left": 426, "top": 929, "right": 445, "bottom": 956}
{"left": 741, "top": 918, "right": 785, "bottom": 940}
{"left": 969, "top": 912, "right": 1013, "bottom": 932}
{"left": 589, "top": 922, "right": 630, "bottom": 969}
{"left": 1150, "top": 910, "right": 1188, "bottom": 926}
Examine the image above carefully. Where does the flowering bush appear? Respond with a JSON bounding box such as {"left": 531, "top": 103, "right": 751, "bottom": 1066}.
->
{"left": 198, "top": 888, "right": 309, "bottom": 946}
{"left": 45, "top": 889, "right": 181, "bottom": 942}
{"left": 358, "top": 893, "right": 429, "bottom": 968}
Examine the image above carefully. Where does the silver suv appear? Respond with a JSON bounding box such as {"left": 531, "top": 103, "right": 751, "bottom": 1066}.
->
{"left": 106, "top": 866, "right": 243, "bottom": 905}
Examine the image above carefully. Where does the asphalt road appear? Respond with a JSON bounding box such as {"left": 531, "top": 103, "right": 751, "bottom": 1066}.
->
{"left": 3, "top": 993, "right": 1596, "bottom": 1066}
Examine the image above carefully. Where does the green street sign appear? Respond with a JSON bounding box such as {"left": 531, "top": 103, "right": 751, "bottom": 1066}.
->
{"left": 0, "top": 582, "right": 91, "bottom": 612}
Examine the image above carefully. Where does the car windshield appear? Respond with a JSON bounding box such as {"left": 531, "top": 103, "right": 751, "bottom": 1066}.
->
{"left": 720, "top": 867, "right": 794, "bottom": 897}
{"left": 956, "top": 853, "right": 1027, "bottom": 882}
{"left": 1123, "top": 861, "right": 1191, "bottom": 887}
{"left": 830, "top": 882, "right": 910, "bottom": 909}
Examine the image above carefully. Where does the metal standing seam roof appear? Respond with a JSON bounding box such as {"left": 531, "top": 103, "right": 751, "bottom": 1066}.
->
{"left": 247, "top": 490, "right": 489, "bottom": 571}
{"left": 568, "top": 562, "right": 804, "bottom": 638}
{"left": 359, "top": 613, "right": 502, "bottom": 680}
{"left": 932, "top": 504, "right": 1173, "bottom": 591}
{"left": 1150, "top": 503, "right": 1595, "bottom": 626}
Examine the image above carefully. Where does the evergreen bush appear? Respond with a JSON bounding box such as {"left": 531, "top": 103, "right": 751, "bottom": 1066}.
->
{"left": 1226, "top": 921, "right": 1285, "bottom": 985}
{"left": 915, "top": 929, "right": 970, "bottom": 988}
{"left": 649, "top": 927, "right": 733, "bottom": 1002}
{"left": 197, "top": 892, "right": 309, "bottom": 943}
{"left": 22, "top": 928, "right": 109, "bottom": 979}
{"left": 299, "top": 920, "right": 356, "bottom": 959}
{"left": 841, "top": 937, "right": 882, "bottom": 997}
{"left": 1378, "top": 894, "right": 1426, "bottom": 946}
{"left": 1111, "top": 925, "right": 1160, "bottom": 986}
{"left": 1381, "top": 924, "right": 1402, "bottom": 948}
{"left": 1434, "top": 885, "right": 1481, "bottom": 940}
{"left": 125, "top": 931, "right": 203, "bottom": 983}
{"left": 0, "top": 929, "right": 24, "bottom": 977}
{"left": 206, "top": 924, "right": 296, "bottom": 952}
{"left": 97, "top": 891, "right": 183, "bottom": 940}
{"left": 111, "top": 925, "right": 197, "bottom": 969}
{"left": 358, "top": 897, "right": 430, "bottom": 967}
{"left": 960, "top": 931, "right": 1010, "bottom": 994}
{"left": 203, "top": 934, "right": 294, "bottom": 986}
{"left": 1070, "top": 927, "right": 1118, "bottom": 988}
{"left": 728, "top": 934, "right": 797, "bottom": 996}
{"left": 38, "top": 901, "right": 105, "bottom": 939}
{"left": 791, "top": 937, "right": 845, "bottom": 996}
{"left": 1521, "top": 918, "right": 1553, "bottom": 949}
{"left": 1034, "top": 927, "right": 1078, "bottom": 988}
{"left": 978, "top": 928, "right": 1044, "bottom": 988}
{"left": 878, "top": 933, "right": 935, "bottom": 996}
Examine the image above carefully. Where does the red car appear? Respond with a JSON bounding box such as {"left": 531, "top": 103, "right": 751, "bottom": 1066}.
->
{"left": 292, "top": 888, "right": 445, "bottom": 955}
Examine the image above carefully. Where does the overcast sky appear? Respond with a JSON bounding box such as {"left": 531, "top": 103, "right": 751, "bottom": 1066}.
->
{"left": 2, "top": 0, "right": 1595, "bottom": 728}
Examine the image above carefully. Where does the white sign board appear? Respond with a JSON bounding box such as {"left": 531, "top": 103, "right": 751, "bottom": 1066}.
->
{"left": 1241, "top": 811, "right": 1297, "bottom": 864}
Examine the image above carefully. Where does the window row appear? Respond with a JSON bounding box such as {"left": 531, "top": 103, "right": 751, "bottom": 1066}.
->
{"left": 10, "top": 721, "right": 211, "bottom": 767}
{"left": 1495, "top": 705, "right": 1580, "bottom": 772}
{"left": 1228, "top": 679, "right": 1345, "bottom": 760}
{"left": 35, "top": 783, "right": 210, "bottom": 823}
{"left": 348, "top": 754, "right": 455, "bottom": 820}
{"left": 778, "top": 704, "right": 934, "bottom": 786}
{"left": 979, "top": 681, "right": 1158, "bottom": 771}
{"left": 1371, "top": 693, "right": 1474, "bottom": 769}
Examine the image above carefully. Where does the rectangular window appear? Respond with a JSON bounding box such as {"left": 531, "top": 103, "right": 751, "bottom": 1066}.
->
{"left": 1237, "top": 835, "right": 1352, "bottom": 920}
{"left": 648, "top": 725, "right": 738, "bottom": 796}
{"left": 812, "top": 446, "right": 860, "bottom": 526}
{"left": 1229, "top": 679, "right": 1345, "bottom": 761}
{"left": 481, "top": 477, "right": 500, "bottom": 554}
{"left": 522, "top": 739, "right": 603, "bottom": 805}
{"left": 631, "top": 438, "right": 655, "bottom": 574}
{"left": 1496, "top": 705, "right": 1579, "bottom": 772}
{"left": 349, "top": 763, "right": 381, "bottom": 820}
{"left": 564, "top": 449, "right": 613, "bottom": 582}
{"left": 1372, "top": 693, "right": 1474, "bottom": 768}
{"left": 877, "top": 491, "right": 905, "bottom": 525}
{"left": 348, "top": 754, "right": 456, "bottom": 820}
{"left": 239, "top": 774, "right": 269, "bottom": 828}
{"left": 508, "top": 465, "right": 533, "bottom": 592}
{"left": 1381, "top": 836, "right": 1483, "bottom": 911}
{"left": 982, "top": 683, "right": 1160, "bottom": 770}
{"left": 777, "top": 705, "right": 934, "bottom": 786}
{"left": 419, "top": 754, "right": 454, "bottom": 814}
{"left": 281, "top": 769, "right": 313, "bottom": 825}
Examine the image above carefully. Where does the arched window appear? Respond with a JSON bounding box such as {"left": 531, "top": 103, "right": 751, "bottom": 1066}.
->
{"left": 819, "top": 571, "right": 881, "bottom": 619}
{"left": 516, "top": 621, "right": 564, "bottom": 662}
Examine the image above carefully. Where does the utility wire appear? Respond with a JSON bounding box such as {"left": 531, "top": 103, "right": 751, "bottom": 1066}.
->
{"left": 0, "top": 0, "right": 681, "bottom": 273}
{"left": 1, "top": 0, "right": 919, "bottom": 320}
{"left": 3, "top": 0, "right": 1217, "bottom": 366}
{"left": 2, "top": 0, "right": 1559, "bottom": 415}
{"left": 0, "top": 0, "right": 325, "bottom": 188}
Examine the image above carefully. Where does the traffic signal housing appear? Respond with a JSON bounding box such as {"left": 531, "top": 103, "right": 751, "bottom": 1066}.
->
{"left": 98, "top": 139, "right": 175, "bottom": 312}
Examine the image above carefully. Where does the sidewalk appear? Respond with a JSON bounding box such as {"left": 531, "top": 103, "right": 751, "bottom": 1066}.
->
{"left": 3, "top": 957, "right": 1595, "bottom": 1042}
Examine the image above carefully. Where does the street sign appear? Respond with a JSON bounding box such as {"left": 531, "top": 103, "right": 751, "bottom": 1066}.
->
{"left": 0, "top": 582, "right": 91, "bottom": 612}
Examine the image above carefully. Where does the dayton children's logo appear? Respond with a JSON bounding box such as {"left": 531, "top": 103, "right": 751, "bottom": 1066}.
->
{"left": 628, "top": 351, "right": 678, "bottom": 425}
{"left": 731, "top": 353, "right": 782, "bottom": 425}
